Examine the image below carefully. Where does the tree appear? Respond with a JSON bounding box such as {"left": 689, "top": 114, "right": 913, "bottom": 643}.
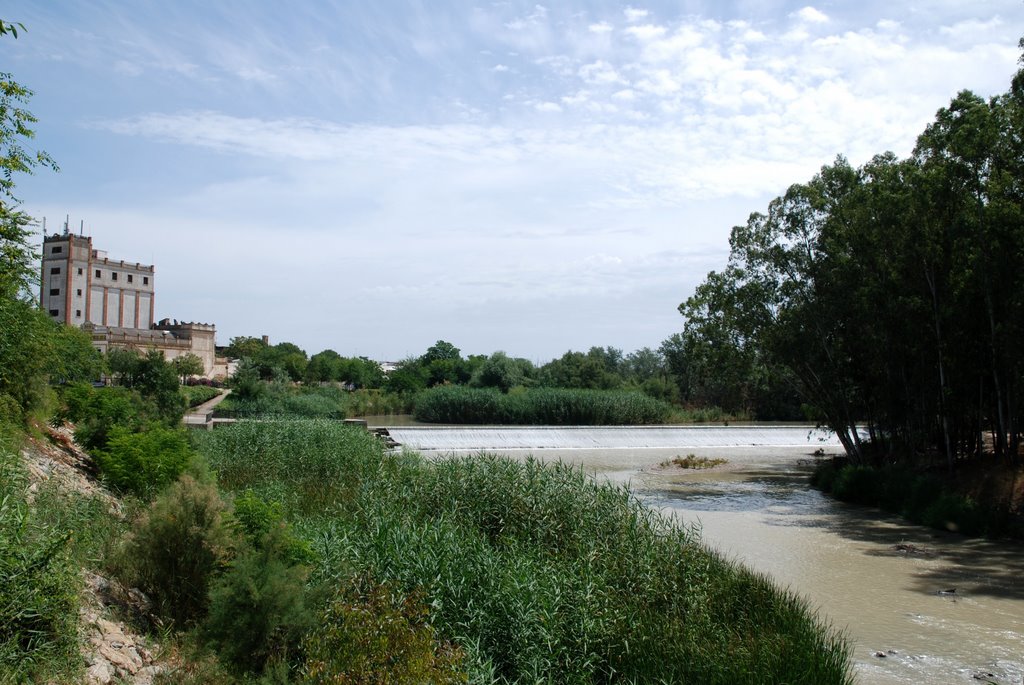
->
{"left": 470, "top": 351, "right": 534, "bottom": 393}
{"left": 0, "top": 30, "right": 63, "bottom": 413}
{"left": 680, "top": 61, "right": 1024, "bottom": 463}
{"left": 172, "top": 353, "right": 205, "bottom": 384}
{"left": 223, "top": 335, "right": 267, "bottom": 360}
{"left": 0, "top": 31, "right": 57, "bottom": 300}
{"left": 306, "top": 349, "right": 344, "bottom": 384}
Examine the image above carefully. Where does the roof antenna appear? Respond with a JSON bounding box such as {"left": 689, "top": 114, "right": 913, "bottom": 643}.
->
{"left": 63, "top": 214, "right": 69, "bottom": 236}
{"left": 80, "top": 219, "right": 84, "bottom": 236}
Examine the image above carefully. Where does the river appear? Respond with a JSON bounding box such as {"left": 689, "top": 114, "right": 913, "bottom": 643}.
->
{"left": 382, "top": 424, "right": 1024, "bottom": 685}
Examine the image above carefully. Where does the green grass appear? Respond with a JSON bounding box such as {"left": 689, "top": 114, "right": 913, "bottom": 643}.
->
{"left": 194, "top": 419, "right": 853, "bottom": 684}
{"left": 414, "top": 386, "right": 674, "bottom": 425}
{"left": 660, "top": 454, "right": 728, "bottom": 469}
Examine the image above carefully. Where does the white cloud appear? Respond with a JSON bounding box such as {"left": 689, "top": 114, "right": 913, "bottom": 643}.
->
{"left": 579, "top": 60, "right": 624, "bottom": 85}
{"left": 561, "top": 90, "right": 589, "bottom": 106}
{"left": 589, "top": 21, "right": 613, "bottom": 34}
{"left": 793, "top": 7, "right": 829, "bottom": 24}
{"left": 492, "top": 64, "right": 510, "bottom": 72}
{"left": 634, "top": 69, "right": 680, "bottom": 96}
{"left": 624, "top": 7, "right": 649, "bottom": 23}
{"left": 534, "top": 101, "right": 562, "bottom": 112}
{"left": 625, "top": 24, "right": 666, "bottom": 42}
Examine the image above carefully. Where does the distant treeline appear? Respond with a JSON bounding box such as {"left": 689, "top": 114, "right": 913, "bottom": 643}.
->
{"left": 681, "top": 49, "right": 1024, "bottom": 467}
{"left": 223, "top": 336, "right": 802, "bottom": 419}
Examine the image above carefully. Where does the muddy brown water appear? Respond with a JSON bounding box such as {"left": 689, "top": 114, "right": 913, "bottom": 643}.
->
{"left": 384, "top": 426, "right": 1024, "bottom": 685}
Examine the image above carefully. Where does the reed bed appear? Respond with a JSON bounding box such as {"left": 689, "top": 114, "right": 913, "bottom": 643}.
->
{"left": 414, "top": 387, "right": 673, "bottom": 425}
{"left": 216, "top": 387, "right": 412, "bottom": 420}
{"left": 195, "top": 419, "right": 852, "bottom": 684}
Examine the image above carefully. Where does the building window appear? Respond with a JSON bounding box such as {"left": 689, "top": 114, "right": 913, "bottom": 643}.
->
{"left": 76, "top": 289, "right": 82, "bottom": 296}
{"left": 127, "top": 274, "right": 133, "bottom": 283}
{"left": 95, "top": 269, "right": 101, "bottom": 278}
{"left": 49, "top": 288, "right": 60, "bottom": 296}
{"left": 78, "top": 267, "right": 83, "bottom": 275}
{"left": 75, "top": 309, "right": 81, "bottom": 317}
{"left": 50, "top": 266, "right": 60, "bottom": 275}
{"left": 112, "top": 272, "right": 118, "bottom": 281}
{"left": 48, "top": 309, "right": 58, "bottom": 316}
{"left": 51, "top": 246, "right": 62, "bottom": 254}
{"left": 143, "top": 276, "right": 149, "bottom": 285}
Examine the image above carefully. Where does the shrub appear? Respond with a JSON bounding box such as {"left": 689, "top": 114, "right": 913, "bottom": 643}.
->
{"left": 94, "top": 426, "right": 195, "bottom": 497}
{"left": 204, "top": 526, "right": 314, "bottom": 674}
{"left": 0, "top": 451, "right": 79, "bottom": 682}
{"left": 119, "top": 474, "right": 235, "bottom": 626}
{"left": 830, "top": 464, "right": 878, "bottom": 504}
{"left": 62, "top": 384, "right": 152, "bottom": 452}
{"left": 302, "top": 582, "right": 465, "bottom": 685}
{"left": 181, "top": 385, "right": 221, "bottom": 408}
{"left": 233, "top": 490, "right": 316, "bottom": 566}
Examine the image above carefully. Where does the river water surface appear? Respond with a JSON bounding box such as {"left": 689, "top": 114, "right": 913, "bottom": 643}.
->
{"left": 383, "top": 425, "right": 1024, "bottom": 685}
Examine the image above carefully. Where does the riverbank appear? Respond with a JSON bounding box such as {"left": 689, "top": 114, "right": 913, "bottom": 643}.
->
{"left": 811, "top": 458, "right": 1024, "bottom": 540}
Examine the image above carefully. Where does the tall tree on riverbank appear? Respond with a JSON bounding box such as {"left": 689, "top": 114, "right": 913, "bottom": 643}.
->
{"left": 680, "top": 47, "right": 1024, "bottom": 466}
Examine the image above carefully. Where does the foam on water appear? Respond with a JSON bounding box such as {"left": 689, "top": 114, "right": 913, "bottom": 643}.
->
{"left": 386, "top": 425, "right": 841, "bottom": 451}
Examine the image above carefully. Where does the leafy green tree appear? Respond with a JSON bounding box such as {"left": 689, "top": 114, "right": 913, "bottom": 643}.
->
{"left": 681, "top": 55, "right": 1024, "bottom": 461}
{"left": 469, "top": 351, "right": 535, "bottom": 392}
{"left": 385, "top": 358, "right": 429, "bottom": 394}
{"left": 172, "top": 352, "right": 205, "bottom": 384}
{"left": 133, "top": 350, "right": 185, "bottom": 422}
{"left": 0, "top": 42, "right": 57, "bottom": 300}
{"left": 540, "top": 350, "right": 620, "bottom": 390}
{"left": 222, "top": 335, "right": 268, "bottom": 360}
{"left": 306, "top": 349, "right": 344, "bottom": 384}
{"left": 342, "top": 356, "right": 386, "bottom": 389}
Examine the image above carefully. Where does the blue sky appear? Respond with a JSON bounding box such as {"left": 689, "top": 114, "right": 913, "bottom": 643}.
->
{"left": 5, "top": 1, "right": 1022, "bottom": 362}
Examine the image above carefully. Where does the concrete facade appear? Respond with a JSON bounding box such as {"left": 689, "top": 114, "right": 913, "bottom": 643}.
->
{"left": 40, "top": 234, "right": 155, "bottom": 329}
{"left": 41, "top": 232, "right": 226, "bottom": 378}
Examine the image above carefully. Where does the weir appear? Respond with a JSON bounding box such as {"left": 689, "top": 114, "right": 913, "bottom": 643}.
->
{"left": 384, "top": 425, "right": 841, "bottom": 451}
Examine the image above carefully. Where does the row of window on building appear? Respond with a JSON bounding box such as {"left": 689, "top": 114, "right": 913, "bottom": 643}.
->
{"left": 48, "top": 265, "right": 148, "bottom": 285}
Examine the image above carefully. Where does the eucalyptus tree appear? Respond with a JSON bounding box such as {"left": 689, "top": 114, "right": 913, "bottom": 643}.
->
{"left": 680, "top": 58, "right": 1024, "bottom": 466}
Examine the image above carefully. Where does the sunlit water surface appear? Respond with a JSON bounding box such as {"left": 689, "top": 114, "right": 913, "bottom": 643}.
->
{"left": 383, "top": 425, "right": 1024, "bottom": 685}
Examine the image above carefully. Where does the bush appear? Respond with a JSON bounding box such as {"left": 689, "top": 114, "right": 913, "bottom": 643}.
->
{"left": 61, "top": 384, "right": 153, "bottom": 452}
{"left": 0, "top": 452, "right": 79, "bottom": 682}
{"left": 233, "top": 491, "right": 316, "bottom": 567}
{"left": 204, "top": 526, "right": 314, "bottom": 675}
{"left": 811, "top": 460, "right": 1014, "bottom": 539}
{"left": 119, "top": 474, "right": 236, "bottom": 626}
{"left": 94, "top": 426, "right": 195, "bottom": 497}
{"left": 830, "top": 465, "right": 879, "bottom": 504}
{"left": 181, "top": 385, "right": 221, "bottom": 408}
{"left": 302, "top": 582, "right": 465, "bottom": 685}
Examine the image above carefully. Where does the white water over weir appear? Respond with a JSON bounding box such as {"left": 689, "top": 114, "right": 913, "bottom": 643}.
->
{"left": 385, "top": 425, "right": 841, "bottom": 451}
